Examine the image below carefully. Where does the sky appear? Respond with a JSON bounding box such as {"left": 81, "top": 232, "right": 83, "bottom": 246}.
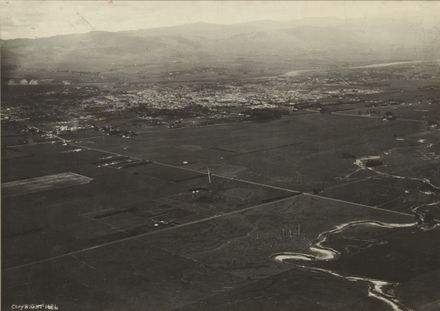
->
{"left": 1, "top": 1, "right": 439, "bottom": 39}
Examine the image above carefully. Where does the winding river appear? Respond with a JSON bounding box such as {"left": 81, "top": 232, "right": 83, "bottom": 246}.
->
{"left": 272, "top": 218, "right": 439, "bottom": 311}
{"left": 272, "top": 155, "right": 440, "bottom": 311}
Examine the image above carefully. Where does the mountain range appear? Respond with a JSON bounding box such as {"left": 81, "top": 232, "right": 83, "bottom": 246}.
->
{"left": 2, "top": 18, "right": 439, "bottom": 82}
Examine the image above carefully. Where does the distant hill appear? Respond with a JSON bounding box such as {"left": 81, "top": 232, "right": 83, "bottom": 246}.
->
{"left": 2, "top": 19, "right": 439, "bottom": 82}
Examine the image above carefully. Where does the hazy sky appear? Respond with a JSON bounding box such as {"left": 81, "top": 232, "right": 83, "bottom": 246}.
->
{"left": 1, "top": 1, "right": 439, "bottom": 39}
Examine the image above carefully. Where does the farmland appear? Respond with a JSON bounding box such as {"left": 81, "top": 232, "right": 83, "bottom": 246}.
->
{"left": 2, "top": 61, "right": 440, "bottom": 311}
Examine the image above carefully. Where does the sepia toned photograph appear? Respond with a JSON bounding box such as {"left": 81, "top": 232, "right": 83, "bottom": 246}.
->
{"left": 1, "top": 1, "right": 440, "bottom": 310}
